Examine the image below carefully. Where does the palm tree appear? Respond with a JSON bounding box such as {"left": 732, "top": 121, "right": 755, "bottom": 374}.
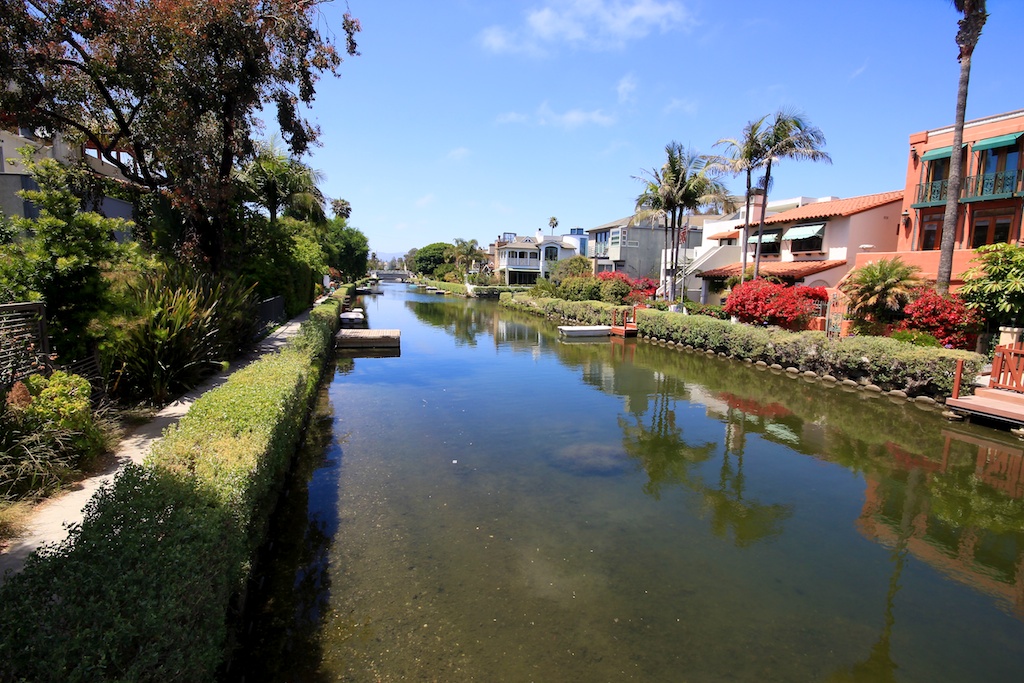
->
{"left": 715, "top": 115, "right": 769, "bottom": 284}
{"left": 445, "top": 238, "right": 485, "bottom": 271}
{"left": 549, "top": 216, "right": 558, "bottom": 234}
{"left": 840, "top": 257, "right": 924, "bottom": 325}
{"left": 237, "top": 137, "right": 326, "bottom": 225}
{"left": 634, "top": 143, "right": 733, "bottom": 301}
{"left": 936, "top": 0, "right": 988, "bottom": 294}
{"left": 331, "top": 198, "right": 352, "bottom": 220}
{"left": 751, "top": 110, "right": 832, "bottom": 279}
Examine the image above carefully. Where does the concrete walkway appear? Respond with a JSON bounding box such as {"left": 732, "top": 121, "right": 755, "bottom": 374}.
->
{"left": 0, "top": 307, "right": 317, "bottom": 584}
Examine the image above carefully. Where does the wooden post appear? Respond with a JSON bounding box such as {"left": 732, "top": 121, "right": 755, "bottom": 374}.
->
{"left": 952, "top": 358, "right": 964, "bottom": 399}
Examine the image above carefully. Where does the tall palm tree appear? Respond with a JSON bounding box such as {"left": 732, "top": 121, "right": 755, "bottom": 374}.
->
{"left": 751, "top": 110, "right": 832, "bottom": 279}
{"left": 936, "top": 0, "right": 988, "bottom": 294}
{"left": 548, "top": 216, "right": 558, "bottom": 234}
{"left": 632, "top": 178, "right": 670, "bottom": 296}
{"left": 715, "top": 115, "right": 769, "bottom": 284}
{"left": 445, "top": 238, "right": 485, "bottom": 271}
{"left": 635, "top": 143, "right": 733, "bottom": 301}
{"left": 331, "top": 198, "right": 352, "bottom": 220}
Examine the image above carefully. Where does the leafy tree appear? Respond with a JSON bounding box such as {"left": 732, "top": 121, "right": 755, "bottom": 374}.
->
{"left": 724, "top": 280, "right": 826, "bottom": 329}
{"left": 840, "top": 257, "right": 924, "bottom": 325}
{"left": 413, "top": 242, "right": 452, "bottom": 276}
{"left": 445, "top": 238, "right": 485, "bottom": 271}
{"left": 958, "top": 242, "right": 1024, "bottom": 328}
{"left": 936, "top": 0, "right": 988, "bottom": 294}
{"left": 0, "top": 0, "right": 360, "bottom": 269}
{"left": 896, "top": 289, "right": 981, "bottom": 349}
{"left": 324, "top": 219, "right": 369, "bottom": 282}
{"left": 0, "top": 150, "right": 129, "bottom": 360}
{"left": 551, "top": 255, "right": 592, "bottom": 283}
{"left": 750, "top": 110, "right": 831, "bottom": 279}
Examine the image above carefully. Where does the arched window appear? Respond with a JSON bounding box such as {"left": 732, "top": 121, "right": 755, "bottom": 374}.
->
{"left": 544, "top": 246, "right": 559, "bottom": 261}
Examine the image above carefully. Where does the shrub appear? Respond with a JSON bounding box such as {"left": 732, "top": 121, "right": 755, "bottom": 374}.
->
{"left": 724, "top": 280, "right": 826, "bottom": 329}
{"left": 959, "top": 242, "right": 1024, "bottom": 328}
{"left": 897, "top": 289, "right": 981, "bottom": 350}
{"left": 559, "top": 275, "right": 601, "bottom": 302}
{"left": 683, "top": 299, "right": 729, "bottom": 319}
{"left": 599, "top": 277, "right": 633, "bottom": 304}
{"left": 840, "top": 256, "right": 923, "bottom": 325}
{"left": 891, "top": 329, "right": 942, "bottom": 347}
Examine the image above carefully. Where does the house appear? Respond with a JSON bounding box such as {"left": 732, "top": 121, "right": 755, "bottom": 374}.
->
{"left": 491, "top": 228, "right": 586, "bottom": 285}
{"left": 1, "top": 127, "right": 134, "bottom": 227}
{"left": 852, "top": 109, "right": 1024, "bottom": 286}
{"left": 696, "top": 191, "right": 903, "bottom": 302}
{"left": 683, "top": 196, "right": 833, "bottom": 301}
{"left": 587, "top": 215, "right": 663, "bottom": 281}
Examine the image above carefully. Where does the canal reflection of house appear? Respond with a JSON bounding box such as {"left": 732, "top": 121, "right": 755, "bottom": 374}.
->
{"left": 857, "top": 429, "right": 1024, "bottom": 619}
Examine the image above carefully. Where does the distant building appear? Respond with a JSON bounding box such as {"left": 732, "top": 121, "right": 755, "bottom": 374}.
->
{"left": 490, "top": 228, "right": 587, "bottom": 285}
{"left": 587, "top": 215, "right": 662, "bottom": 281}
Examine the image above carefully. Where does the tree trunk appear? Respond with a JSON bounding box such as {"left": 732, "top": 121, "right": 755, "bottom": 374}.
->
{"left": 936, "top": 7, "right": 985, "bottom": 294}
{"left": 753, "top": 161, "right": 773, "bottom": 280}
{"left": 739, "top": 169, "right": 752, "bottom": 284}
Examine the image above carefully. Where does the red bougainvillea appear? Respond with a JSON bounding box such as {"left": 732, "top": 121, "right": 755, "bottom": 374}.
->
{"left": 597, "top": 271, "right": 657, "bottom": 303}
{"left": 724, "top": 279, "right": 827, "bottom": 329}
{"left": 896, "top": 289, "right": 982, "bottom": 349}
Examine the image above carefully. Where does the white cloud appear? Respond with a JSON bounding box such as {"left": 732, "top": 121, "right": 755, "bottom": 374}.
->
{"left": 446, "top": 147, "right": 471, "bottom": 161}
{"left": 663, "top": 97, "right": 697, "bottom": 116}
{"left": 414, "top": 193, "right": 435, "bottom": 208}
{"left": 849, "top": 61, "right": 868, "bottom": 80}
{"left": 537, "top": 101, "right": 615, "bottom": 129}
{"left": 496, "top": 111, "right": 529, "bottom": 124}
{"left": 617, "top": 73, "right": 637, "bottom": 103}
{"left": 479, "top": 0, "right": 691, "bottom": 54}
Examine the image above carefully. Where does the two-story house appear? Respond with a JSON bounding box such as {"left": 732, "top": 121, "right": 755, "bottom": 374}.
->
{"left": 852, "top": 109, "right": 1024, "bottom": 286}
{"left": 492, "top": 228, "right": 587, "bottom": 285}
{"left": 696, "top": 191, "right": 903, "bottom": 302}
{"left": 587, "top": 215, "right": 663, "bottom": 281}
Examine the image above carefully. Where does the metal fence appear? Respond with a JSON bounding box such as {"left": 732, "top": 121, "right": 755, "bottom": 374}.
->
{"left": 0, "top": 302, "right": 49, "bottom": 390}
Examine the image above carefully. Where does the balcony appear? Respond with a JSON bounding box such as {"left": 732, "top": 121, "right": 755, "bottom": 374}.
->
{"left": 592, "top": 244, "right": 609, "bottom": 258}
{"left": 963, "top": 170, "right": 1022, "bottom": 201}
{"left": 913, "top": 179, "right": 949, "bottom": 207}
{"left": 500, "top": 257, "right": 539, "bottom": 270}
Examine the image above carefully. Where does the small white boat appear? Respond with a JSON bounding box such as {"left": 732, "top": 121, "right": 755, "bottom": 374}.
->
{"left": 558, "top": 325, "right": 612, "bottom": 338}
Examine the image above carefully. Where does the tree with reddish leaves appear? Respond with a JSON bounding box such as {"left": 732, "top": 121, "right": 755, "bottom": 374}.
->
{"left": 0, "top": 0, "right": 359, "bottom": 270}
{"left": 724, "top": 279, "right": 826, "bottom": 330}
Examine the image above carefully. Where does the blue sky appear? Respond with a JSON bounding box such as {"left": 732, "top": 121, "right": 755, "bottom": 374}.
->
{"left": 303, "top": 0, "right": 1024, "bottom": 258}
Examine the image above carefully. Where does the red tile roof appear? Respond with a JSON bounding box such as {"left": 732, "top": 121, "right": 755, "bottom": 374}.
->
{"left": 762, "top": 191, "right": 903, "bottom": 225}
{"left": 698, "top": 260, "right": 847, "bottom": 280}
{"left": 706, "top": 229, "right": 740, "bottom": 240}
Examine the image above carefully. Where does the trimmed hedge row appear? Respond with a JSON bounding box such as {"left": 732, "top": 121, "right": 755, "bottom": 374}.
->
{"left": 503, "top": 294, "right": 985, "bottom": 397}
{"left": 0, "top": 296, "right": 342, "bottom": 683}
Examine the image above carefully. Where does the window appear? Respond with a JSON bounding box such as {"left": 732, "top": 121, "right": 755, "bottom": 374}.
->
{"left": 920, "top": 211, "right": 943, "bottom": 250}
{"left": 977, "top": 145, "right": 1020, "bottom": 196}
{"left": 971, "top": 210, "right": 1014, "bottom": 248}
{"left": 610, "top": 229, "right": 623, "bottom": 247}
{"left": 782, "top": 223, "right": 825, "bottom": 252}
{"left": 748, "top": 230, "right": 782, "bottom": 256}
{"left": 544, "top": 246, "right": 558, "bottom": 260}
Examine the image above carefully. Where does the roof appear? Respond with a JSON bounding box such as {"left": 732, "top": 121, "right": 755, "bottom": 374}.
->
{"left": 762, "top": 191, "right": 903, "bottom": 225}
{"left": 707, "top": 229, "right": 740, "bottom": 241}
{"left": 698, "top": 260, "right": 847, "bottom": 280}
{"left": 588, "top": 215, "right": 659, "bottom": 232}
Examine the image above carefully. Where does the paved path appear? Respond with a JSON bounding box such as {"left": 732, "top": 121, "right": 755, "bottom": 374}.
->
{"left": 0, "top": 307, "right": 317, "bottom": 584}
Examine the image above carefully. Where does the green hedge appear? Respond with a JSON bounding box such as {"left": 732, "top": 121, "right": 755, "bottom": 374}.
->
{"left": 0, "top": 298, "right": 341, "bottom": 682}
{"left": 503, "top": 295, "right": 984, "bottom": 397}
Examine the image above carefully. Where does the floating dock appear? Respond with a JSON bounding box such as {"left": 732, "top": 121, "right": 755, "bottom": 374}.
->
{"left": 558, "top": 325, "right": 612, "bottom": 338}
{"left": 336, "top": 328, "right": 401, "bottom": 349}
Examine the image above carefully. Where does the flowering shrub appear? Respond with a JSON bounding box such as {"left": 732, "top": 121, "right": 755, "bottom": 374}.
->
{"left": 896, "top": 289, "right": 981, "bottom": 350}
{"left": 724, "top": 280, "right": 827, "bottom": 329}
{"left": 595, "top": 271, "right": 657, "bottom": 304}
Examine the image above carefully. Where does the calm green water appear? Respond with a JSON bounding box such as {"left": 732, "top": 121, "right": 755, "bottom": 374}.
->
{"left": 235, "top": 284, "right": 1024, "bottom": 682}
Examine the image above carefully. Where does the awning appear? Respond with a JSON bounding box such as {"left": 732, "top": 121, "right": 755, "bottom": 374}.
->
{"left": 972, "top": 132, "right": 1023, "bottom": 152}
{"left": 782, "top": 223, "right": 825, "bottom": 241}
{"left": 747, "top": 232, "right": 779, "bottom": 244}
{"left": 920, "top": 143, "right": 965, "bottom": 161}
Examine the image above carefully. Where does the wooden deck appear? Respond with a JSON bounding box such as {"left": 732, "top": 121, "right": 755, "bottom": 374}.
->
{"left": 948, "top": 342, "right": 1024, "bottom": 426}
{"left": 610, "top": 305, "right": 641, "bottom": 338}
{"left": 336, "top": 329, "right": 401, "bottom": 349}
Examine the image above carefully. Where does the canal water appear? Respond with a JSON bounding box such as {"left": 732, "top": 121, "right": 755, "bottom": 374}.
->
{"left": 235, "top": 283, "right": 1024, "bottom": 682}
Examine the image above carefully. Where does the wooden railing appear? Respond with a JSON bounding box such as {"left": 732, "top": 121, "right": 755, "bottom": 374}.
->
{"left": 990, "top": 342, "right": 1024, "bottom": 393}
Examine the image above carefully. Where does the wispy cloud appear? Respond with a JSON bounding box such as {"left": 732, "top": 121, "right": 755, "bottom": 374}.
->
{"left": 496, "top": 111, "right": 529, "bottom": 124}
{"left": 446, "top": 147, "right": 471, "bottom": 161}
{"left": 414, "top": 193, "right": 435, "bottom": 208}
{"left": 663, "top": 97, "right": 697, "bottom": 116}
{"left": 849, "top": 60, "right": 868, "bottom": 80}
{"left": 537, "top": 101, "right": 616, "bottom": 128}
{"left": 479, "top": 0, "right": 691, "bottom": 55}
{"left": 617, "top": 73, "right": 637, "bottom": 104}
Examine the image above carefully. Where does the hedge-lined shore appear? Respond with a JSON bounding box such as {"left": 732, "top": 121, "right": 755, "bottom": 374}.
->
{"left": 501, "top": 293, "right": 985, "bottom": 399}
{"left": 0, "top": 294, "right": 344, "bottom": 682}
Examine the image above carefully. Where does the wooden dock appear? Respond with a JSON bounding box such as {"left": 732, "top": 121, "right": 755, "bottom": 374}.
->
{"left": 336, "top": 329, "right": 400, "bottom": 349}
{"left": 947, "top": 342, "right": 1024, "bottom": 426}
{"left": 610, "top": 305, "right": 642, "bottom": 337}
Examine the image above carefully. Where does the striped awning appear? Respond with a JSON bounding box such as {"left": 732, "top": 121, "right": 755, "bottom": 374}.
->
{"left": 782, "top": 223, "right": 825, "bottom": 241}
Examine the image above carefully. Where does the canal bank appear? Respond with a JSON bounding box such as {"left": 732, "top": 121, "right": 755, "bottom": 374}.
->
{"left": 0, "top": 296, "right": 343, "bottom": 682}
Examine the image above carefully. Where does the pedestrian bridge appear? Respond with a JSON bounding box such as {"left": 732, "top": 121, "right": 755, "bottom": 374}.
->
{"left": 371, "top": 270, "right": 412, "bottom": 281}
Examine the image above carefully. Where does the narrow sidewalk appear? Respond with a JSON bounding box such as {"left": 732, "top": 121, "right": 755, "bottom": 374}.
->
{"left": 0, "top": 307, "right": 317, "bottom": 584}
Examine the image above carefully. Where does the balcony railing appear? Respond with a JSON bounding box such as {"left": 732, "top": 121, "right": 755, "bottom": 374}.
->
{"left": 963, "top": 170, "right": 1022, "bottom": 199}
{"left": 592, "top": 244, "right": 609, "bottom": 258}
{"left": 915, "top": 179, "right": 949, "bottom": 205}
{"left": 500, "top": 257, "right": 539, "bottom": 269}
{"left": 916, "top": 170, "right": 1023, "bottom": 205}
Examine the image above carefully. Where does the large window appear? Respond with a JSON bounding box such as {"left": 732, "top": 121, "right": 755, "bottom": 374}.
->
{"left": 544, "top": 246, "right": 558, "bottom": 261}
{"left": 977, "top": 145, "right": 1020, "bottom": 196}
{"left": 971, "top": 210, "right": 1014, "bottom": 248}
{"left": 748, "top": 230, "right": 782, "bottom": 256}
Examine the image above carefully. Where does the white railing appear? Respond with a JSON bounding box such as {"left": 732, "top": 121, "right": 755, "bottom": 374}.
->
{"left": 501, "top": 258, "right": 539, "bottom": 269}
